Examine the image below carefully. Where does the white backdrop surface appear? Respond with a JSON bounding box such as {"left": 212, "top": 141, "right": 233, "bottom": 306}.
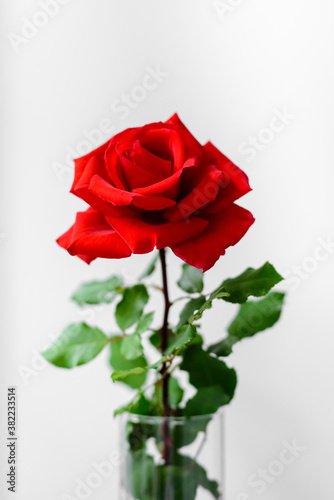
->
{"left": 1, "top": 1, "right": 334, "bottom": 499}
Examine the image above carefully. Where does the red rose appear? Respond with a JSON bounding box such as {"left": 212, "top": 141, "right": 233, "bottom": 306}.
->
{"left": 57, "top": 114, "right": 254, "bottom": 271}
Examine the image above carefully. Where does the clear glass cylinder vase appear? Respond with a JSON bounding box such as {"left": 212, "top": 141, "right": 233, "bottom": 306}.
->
{"left": 119, "top": 412, "right": 224, "bottom": 500}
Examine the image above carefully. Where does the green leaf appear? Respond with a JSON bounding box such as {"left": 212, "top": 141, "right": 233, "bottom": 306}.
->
{"left": 111, "top": 356, "right": 168, "bottom": 383}
{"left": 128, "top": 455, "right": 198, "bottom": 500}
{"left": 126, "top": 417, "right": 160, "bottom": 454}
{"left": 188, "top": 263, "right": 283, "bottom": 323}
{"left": 111, "top": 366, "right": 147, "bottom": 383}
{"left": 149, "top": 325, "right": 198, "bottom": 354}
{"left": 177, "top": 296, "right": 206, "bottom": 329}
{"left": 209, "top": 292, "right": 285, "bottom": 356}
{"left": 71, "top": 276, "right": 123, "bottom": 305}
{"left": 135, "top": 312, "right": 154, "bottom": 334}
{"left": 184, "top": 385, "right": 231, "bottom": 416}
{"left": 114, "top": 393, "right": 152, "bottom": 417}
{"left": 177, "top": 263, "right": 204, "bottom": 294}
{"left": 180, "top": 343, "right": 237, "bottom": 402}
{"left": 139, "top": 253, "right": 159, "bottom": 280}
{"left": 121, "top": 333, "right": 143, "bottom": 360}
{"left": 149, "top": 329, "right": 175, "bottom": 351}
{"left": 115, "top": 284, "right": 149, "bottom": 331}
{"left": 168, "top": 377, "right": 184, "bottom": 408}
{"left": 126, "top": 451, "right": 156, "bottom": 499}
{"left": 208, "top": 336, "right": 236, "bottom": 357}
{"left": 43, "top": 323, "right": 108, "bottom": 368}
{"left": 154, "top": 377, "right": 184, "bottom": 410}
{"left": 175, "top": 455, "right": 220, "bottom": 499}
{"left": 126, "top": 421, "right": 155, "bottom": 453}
{"left": 114, "top": 402, "right": 134, "bottom": 417}
{"left": 221, "top": 262, "right": 284, "bottom": 304}
{"left": 189, "top": 285, "right": 230, "bottom": 323}
{"left": 129, "top": 394, "right": 152, "bottom": 415}
{"left": 172, "top": 415, "right": 211, "bottom": 449}
{"left": 165, "top": 324, "right": 197, "bottom": 355}
{"left": 126, "top": 452, "right": 218, "bottom": 500}
{"left": 153, "top": 466, "right": 198, "bottom": 500}
{"left": 109, "top": 339, "right": 148, "bottom": 389}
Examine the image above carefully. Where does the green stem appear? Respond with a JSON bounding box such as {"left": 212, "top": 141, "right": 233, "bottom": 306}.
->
{"left": 159, "top": 248, "right": 171, "bottom": 415}
{"left": 159, "top": 248, "right": 172, "bottom": 464}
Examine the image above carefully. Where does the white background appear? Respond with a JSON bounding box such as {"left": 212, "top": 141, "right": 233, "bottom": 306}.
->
{"left": 1, "top": 1, "right": 334, "bottom": 499}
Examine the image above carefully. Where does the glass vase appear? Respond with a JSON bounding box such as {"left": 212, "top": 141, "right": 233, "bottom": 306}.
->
{"left": 119, "top": 412, "right": 224, "bottom": 500}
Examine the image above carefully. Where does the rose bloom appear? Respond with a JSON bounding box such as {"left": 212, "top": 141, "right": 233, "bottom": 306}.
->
{"left": 57, "top": 114, "right": 254, "bottom": 271}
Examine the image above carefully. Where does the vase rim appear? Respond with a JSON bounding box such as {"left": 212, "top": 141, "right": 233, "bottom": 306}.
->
{"left": 117, "top": 410, "right": 224, "bottom": 423}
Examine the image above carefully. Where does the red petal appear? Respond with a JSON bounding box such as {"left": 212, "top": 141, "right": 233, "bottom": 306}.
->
{"left": 89, "top": 175, "right": 133, "bottom": 205}
{"left": 166, "top": 114, "right": 203, "bottom": 160}
{"left": 108, "top": 127, "right": 136, "bottom": 145}
{"left": 164, "top": 165, "right": 224, "bottom": 222}
{"left": 118, "top": 151, "right": 163, "bottom": 190}
{"left": 171, "top": 204, "right": 255, "bottom": 271}
{"left": 56, "top": 225, "right": 74, "bottom": 251}
{"left": 132, "top": 169, "right": 183, "bottom": 196}
{"left": 71, "top": 155, "right": 119, "bottom": 216}
{"left": 131, "top": 158, "right": 196, "bottom": 201}
{"left": 57, "top": 209, "right": 131, "bottom": 263}
{"left": 71, "top": 141, "right": 109, "bottom": 195}
{"left": 104, "top": 128, "right": 140, "bottom": 190}
{"left": 104, "top": 144, "right": 129, "bottom": 190}
{"left": 202, "top": 142, "right": 252, "bottom": 214}
{"left": 131, "top": 195, "right": 176, "bottom": 211}
{"left": 89, "top": 175, "right": 176, "bottom": 211}
{"left": 115, "top": 126, "right": 147, "bottom": 154}
{"left": 130, "top": 141, "right": 172, "bottom": 178}
{"left": 105, "top": 214, "right": 208, "bottom": 254}
{"left": 139, "top": 128, "right": 185, "bottom": 172}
